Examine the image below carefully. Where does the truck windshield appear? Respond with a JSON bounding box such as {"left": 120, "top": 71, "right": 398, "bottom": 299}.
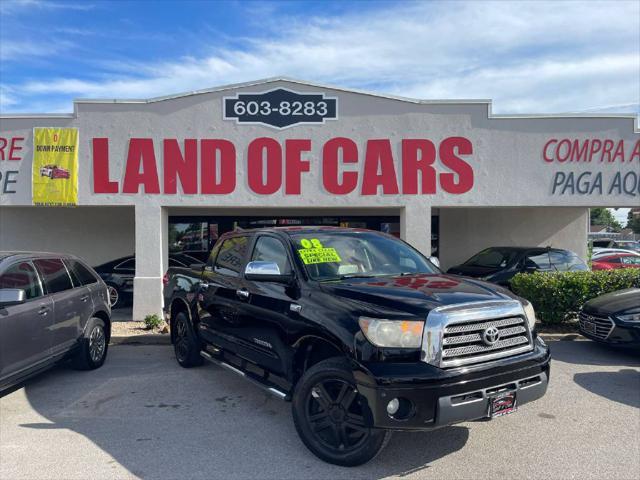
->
{"left": 289, "top": 231, "right": 438, "bottom": 281}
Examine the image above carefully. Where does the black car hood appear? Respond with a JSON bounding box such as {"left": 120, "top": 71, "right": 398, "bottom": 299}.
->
{"left": 319, "top": 273, "right": 514, "bottom": 317}
{"left": 584, "top": 288, "right": 640, "bottom": 315}
{"left": 446, "top": 264, "right": 504, "bottom": 278}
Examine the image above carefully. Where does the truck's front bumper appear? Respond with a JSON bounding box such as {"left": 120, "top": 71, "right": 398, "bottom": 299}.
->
{"left": 354, "top": 337, "right": 550, "bottom": 431}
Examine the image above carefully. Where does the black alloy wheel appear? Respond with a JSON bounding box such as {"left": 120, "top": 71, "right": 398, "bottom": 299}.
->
{"left": 173, "top": 311, "right": 203, "bottom": 368}
{"left": 292, "top": 357, "right": 390, "bottom": 466}
{"left": 305, "top": 378, "right": 369, "bottom": 452}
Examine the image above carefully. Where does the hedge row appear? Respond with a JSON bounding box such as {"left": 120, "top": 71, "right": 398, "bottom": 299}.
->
{"left": 510, "top": 269, "right": 640, "bottom": 324}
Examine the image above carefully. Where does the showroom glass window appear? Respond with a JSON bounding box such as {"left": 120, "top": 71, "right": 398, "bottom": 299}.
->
{"left": 33, "top": 259, "right": 73, "bottom": 293}
{"left": 0, "top": 262, "right": 43, "bottom": 299}
{"left": 251, "top": 236, "right": 292, "bottom": 274}
{"left": 214, "top": 236, "right": 249, "bottom": 276}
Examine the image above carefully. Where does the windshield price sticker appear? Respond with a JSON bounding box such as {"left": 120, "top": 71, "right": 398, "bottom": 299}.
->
{"left": 298, "top": 238, "right": 342, "bottom": 264}
{"left": 299, "top": 248, "right": 342, "bottom": 265}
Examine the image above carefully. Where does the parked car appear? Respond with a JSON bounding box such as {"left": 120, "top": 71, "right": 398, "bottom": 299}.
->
{"left": 591, "top": 239, "right": 640, "bottom": 252}
{"left": 95, "top": 253, "right": 202, "bottom": 308}
{"left": 592, "top": 253, "right": 640, "bottom": 270}
{"left": 447, "top": 246, "right": 588, "bottom": 287}
{"left": 592, "top": 248, "right": 640, "bottom": 259}
{"left": 164, "top": 227, "right": 549, "bottom": 466}
{"left": 0, "top": 252, "right": 111, "bottom": 393}
{"left": 578, "top": 288, "right": 640, "bottom": 347}
{"left": 614, "top": 240, "right": 640, "bottom": 253}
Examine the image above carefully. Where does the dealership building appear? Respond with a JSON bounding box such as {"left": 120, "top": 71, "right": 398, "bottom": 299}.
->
{"left": 0, "top": 78, "right": 638, "bottom": 319}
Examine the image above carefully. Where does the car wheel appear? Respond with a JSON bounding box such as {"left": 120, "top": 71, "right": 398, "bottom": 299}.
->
{"left": 173, "top": 311, "right": 203, "bottom": 368}
{"left": 106, "top": 283, "right": 121, "bottom": 308}
{"left": 72, "top": 317, "right": 109, "bottom": 370}
{"left": 292, "top": 357, "right": 390, "bottom": 466}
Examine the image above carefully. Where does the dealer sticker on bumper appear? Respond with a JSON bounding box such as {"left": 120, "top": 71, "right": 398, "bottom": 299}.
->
{"left": 489, "top": 392, "right": 517, "bottom": 418}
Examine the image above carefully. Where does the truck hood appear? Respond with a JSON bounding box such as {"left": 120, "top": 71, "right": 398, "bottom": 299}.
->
{"left": 319, "top": 273, "right": 515, "bottom": 317}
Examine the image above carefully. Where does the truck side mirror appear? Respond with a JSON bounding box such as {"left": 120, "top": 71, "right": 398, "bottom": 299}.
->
{"left": 244, "top": 261, "right": 293, "bottom": 284}
{"left": 0, "top": 289, "right": 26, "bottom": 306}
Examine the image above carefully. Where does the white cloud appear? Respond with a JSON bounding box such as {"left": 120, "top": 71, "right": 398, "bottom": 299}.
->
{"left": 0, "top": 0, "right": 94, "bottom": 14}
{"left": 0, "top": 39, "right": 73, "bottom": 61}
{"left": 2, "top": 0, "right": 639, "bottom": 114}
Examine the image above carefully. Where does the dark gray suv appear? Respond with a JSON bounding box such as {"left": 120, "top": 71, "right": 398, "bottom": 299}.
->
{"left": 0, "top": 252, "right": 112, "bottom": 393}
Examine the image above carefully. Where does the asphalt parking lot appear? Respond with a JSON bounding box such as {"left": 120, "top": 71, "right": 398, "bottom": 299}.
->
{"left": 1, "top": 341, "right": 638, "bottom": 480}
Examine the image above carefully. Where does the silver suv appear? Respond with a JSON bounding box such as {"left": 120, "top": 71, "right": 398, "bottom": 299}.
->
{"left": 0, "top": 252, "right": 111, "bottom": 392}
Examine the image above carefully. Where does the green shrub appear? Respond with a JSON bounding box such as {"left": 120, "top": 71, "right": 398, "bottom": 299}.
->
{"left": 510, "top": 269, "right": 640, "bottom": 325}
{"left": 144, "top": 314, "right": 162, "bottom": 330}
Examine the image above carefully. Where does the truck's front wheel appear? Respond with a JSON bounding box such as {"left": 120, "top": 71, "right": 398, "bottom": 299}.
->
{"left": 292, "top": 358, "right": 390, "bottom": 466}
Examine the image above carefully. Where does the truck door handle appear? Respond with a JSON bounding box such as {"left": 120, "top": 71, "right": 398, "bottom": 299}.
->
{"left": 236, "top": 289, "right": 250, "bottom": 300}
{"left": 38, "top": 306, "right": 50, "bottom": 316}
{"left": 80, "top": 295, "right": 89, "bottom": 302}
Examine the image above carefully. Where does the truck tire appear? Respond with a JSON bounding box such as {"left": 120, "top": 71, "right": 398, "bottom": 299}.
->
{"left": 292, "top": 357, "right": 390, "bottom": 466}
{"left": 173, "top": 311, "right": 203, "bottom": 368}
{"left": 72, "top": 317, "right": 109, "bottom": 370}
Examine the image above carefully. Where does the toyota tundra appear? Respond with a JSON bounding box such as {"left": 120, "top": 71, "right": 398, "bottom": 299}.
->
{"left": 164, "top": 227, "right": 550, "bottom": 466}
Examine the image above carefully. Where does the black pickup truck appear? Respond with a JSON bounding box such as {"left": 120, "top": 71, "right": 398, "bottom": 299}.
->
{"left": 163, "top": 227, "right": 550, "bottom": 466}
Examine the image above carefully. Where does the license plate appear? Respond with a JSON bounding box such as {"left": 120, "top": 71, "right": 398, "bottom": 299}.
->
{"left": 582, "top": 321, "right": 597, "bottom": 334}
{"left": 490, "top": 392, "right": 517, "bottom": 418}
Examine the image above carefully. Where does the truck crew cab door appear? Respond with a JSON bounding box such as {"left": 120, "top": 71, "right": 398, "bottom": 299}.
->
{"left": 240, "top": 234, "right": 299, "bottom": 376}
{"left": 197, "top": 235, "right": 251, "bottom": 356}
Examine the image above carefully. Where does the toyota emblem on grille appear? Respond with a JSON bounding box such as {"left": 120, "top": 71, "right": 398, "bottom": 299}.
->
{"left": 482, "top": 326, "right": 501, "bottom": 346}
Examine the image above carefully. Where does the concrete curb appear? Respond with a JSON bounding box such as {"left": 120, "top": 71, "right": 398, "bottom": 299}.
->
{"left": 111, "top": 335, "right": 171, "bottom": 346}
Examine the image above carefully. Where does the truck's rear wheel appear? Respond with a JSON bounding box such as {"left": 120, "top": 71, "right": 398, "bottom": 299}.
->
{"left": 292, "top": 357, "right": 390, "bottom": 466}
{"left": 173, "top": 311, "right": 203, "bottom": 368}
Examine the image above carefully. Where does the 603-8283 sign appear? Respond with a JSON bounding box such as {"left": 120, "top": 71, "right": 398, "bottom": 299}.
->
{"left": 223, "top": 88, "right": 338, "bottom": 129}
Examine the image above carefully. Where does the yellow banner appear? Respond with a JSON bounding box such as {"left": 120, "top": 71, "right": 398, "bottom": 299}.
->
{"left": 32, "top": 128, "right": 78, "bottom": 206}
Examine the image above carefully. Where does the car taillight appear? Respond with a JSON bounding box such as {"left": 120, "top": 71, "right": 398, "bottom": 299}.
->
{"left": 163, "top": 272, "right": 169, "bottom": 286}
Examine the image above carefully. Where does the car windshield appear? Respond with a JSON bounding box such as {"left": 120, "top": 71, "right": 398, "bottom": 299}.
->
{"left": 289, "top": 231, "right": 438, "bottom": 281}
{"left": 463, "top": 248, "right": 520, "bottom": 268}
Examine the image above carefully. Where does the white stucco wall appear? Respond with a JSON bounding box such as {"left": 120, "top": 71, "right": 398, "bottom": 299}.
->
{"left": 438, "top": 207, "right": 589, "bottom": 270}
{"left": 0, "top": 206, "right": 135, "bottom": 267}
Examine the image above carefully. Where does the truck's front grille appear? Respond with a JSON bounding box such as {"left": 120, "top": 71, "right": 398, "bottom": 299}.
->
{"left": 422, "top": 300, "right": 535, "bottom": 369}
{"left": 441, "top": 316, "right": 531, "bottom": 367}
{"left": 578, "top": 312, "right": 614, "bottom": 340}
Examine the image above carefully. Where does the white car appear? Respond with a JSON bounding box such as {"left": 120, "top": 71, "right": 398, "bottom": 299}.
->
{"left": 592, "top": 248, "right": 640, "bottom": 259}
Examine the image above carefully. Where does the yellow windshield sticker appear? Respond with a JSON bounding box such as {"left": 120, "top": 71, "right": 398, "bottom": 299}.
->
{"left": 300, "top": 238, "right": 324, "bottom": 249}
{"left": 298, "top": 247, "right": 342, "bottom": 265}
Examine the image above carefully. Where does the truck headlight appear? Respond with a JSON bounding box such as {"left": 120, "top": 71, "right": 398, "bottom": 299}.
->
{"left": 358, "top": 317, "right": 424, "bottom": 348}
{"left": 521, "top": 300, "right": 537, "bottom": 331}
{"left": 617, "top": 312, "right": 640, "bottom": 322}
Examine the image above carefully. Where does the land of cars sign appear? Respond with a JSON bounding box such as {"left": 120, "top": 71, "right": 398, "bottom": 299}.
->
{"left": 223, "top": 89, "right": 338, "bottom": 129}
{"left": 91, "top": 136, "right": 474, "bottom": 195}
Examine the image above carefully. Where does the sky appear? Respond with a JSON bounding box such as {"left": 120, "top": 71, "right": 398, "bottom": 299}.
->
{"left": 0, "top": 0, "right": 638, "bottom": 116}
{"left": 0, "top": 0, "right": 636, "bottom": 224}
